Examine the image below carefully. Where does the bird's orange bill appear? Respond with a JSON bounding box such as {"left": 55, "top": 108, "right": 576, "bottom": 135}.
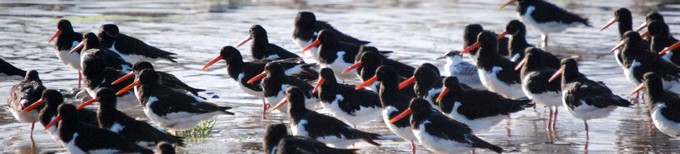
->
{"left": 342, "top": 62, "right": 362, "bottom": 74}
{"left": 116, "top": 80, "right": 140, "bottom": 96}
{"left": 435, "top": 87, "right": 449, "bottom": 103}
{"left": 659, "top": 41, "right": 680, "bottom": 55}
{"left": 398, "top": 76, "right": 416, "bottom": 90}
{"left": 514, "top": 57, "right": 528, "bottom": 71}
{"left": 635, "top": 21, "right": 648, "bottom": 32}
{"left": 496, "top": 31, "right": 508, "bottom": 40}
{"left": 21, "top": 99, "right": 43, "bottom": 113}
{"left": 76, "top": 98, "right": 97, "bottom": 110}
{"left": 640, "top": 31, "right": 650, "bottom": 38}
{"left": 200, "top": 56, "right": 223, "bottom": 71}
{"left": 389, "top": 108, "right": 412, "bottom": 124}
{"left": 599, "top": 17, "right": 618, "bottom": 32}
{"left": 312, "top": 77, "right": 324, "bottom": 93}
{"left": 548, "top": 68, "right": 563, "bottom": 83}
{"left": 48, "top": 29, "right": 62, "bottom": 43}
{"left": 68, "top": 41, "right": 85, "bottom": 55}
{"left": 301, "top": 39, "right": 320, "bottom": 53}
{"left": 270, "top": 98, "right": 287, "bottom": 111}
{"left": 498, "top": 0, "right": 517, "bottom": 10}
{"left": 610, "top": 41, "right": 625, "bottom": 53}
{"left": 246, "top": 72, "right": 267, "bottom": 84}
{"left": 355, "top": 76, "right": 378, "bottom": 90}
{"left": 44, "top": 115, "right": 61, "bottom": 131}
{"left": 630, "top": 84, "right": 645, "bottom": 95}
{"left": 460, "top": 42, "right": 480, "bottom": 55}
{"left": 111, "top": 72, "right": 134, "bottom": 85}
{"left": 235, "top": 36, "right": 252, "bottom": 48}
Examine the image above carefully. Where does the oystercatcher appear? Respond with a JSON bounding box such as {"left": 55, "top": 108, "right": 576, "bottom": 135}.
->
{"left": 462, "top": 31, "right": 525, "bottom": 99}
{"left": 22, "top": 89, "right": 98, "bottom": 142}
{"left": 499, "top": 0, "right": 591, "bottom": 47}
{"left": 236, "top": 25, "right": 301, "bottom": 60}
{"left": 500, "top": 20, "right": 561, "bottom": 69}
{"left": 72, "top": 32, "right": 132, "bottom": 72}
{"left": 47, "top": 104, "right": 153, "bottom": 154}
{"left": 435, "top": 77, "right": 533, "bottom": 132}
{"left": 293, "top": 11, "right": 369, "bottom": 60}
{"left": 631, "top": 73, "right": 680, "bottom": 137}
{"left": 348, "top": 51, "right": 416, "bottom": 96}
{"left": 278, "top": 86, "right": 381, "bottom": 148}
{"left": 301, "top": 29, "right": 367, "bottom": 81}
{"left": 516, "top": 47, "right": 562, "bottom": 130}
{"left": 157, "top": 142, "right": 176, "bottom": 154}
{"left": 49, "top": 19, "right": 83, "bottom": 87}
{"left": 389, "top": 98, "right": 503, "bottom": 154}
{"left": 620, "top": 31, "right": 680, "bottom": 92}
{"left": 76, "top": 88, "right": 183, "bottom": 149}
{"left": 548, "top": 58, "right": 632, "bottom": 139}
{"left": 306, "top": 68, "right": 381, "bottom": 126}
{"left": 97, "top": 24, "right": 177, "bottom": 64}
{"left": 111, "top": 61, "right": 205, "bottom": 97}
{"left": 436, "top": 51, "right": 485, "bottom": 90}
{"left": 648, "top": 20, "right": 680, "bottom": 65}
{"left": 264, "top": 123, "right": 358, "bottom": 154}
{"left": 0, "top": 57, "right": 26, "bottom": 79}
{"left": 462, "top": 24, "right": 509, "bottom": 60}
{"left": 246, "top": 62, "right": 318, "bottom": 115}
{"left": 399, "top": 63, "right": 466, "bottom": 108}
{"left": 636, "top": 11, "right": 665, "bottom": 38}
{"left": 82, "top": 58, "right": 138, "bottom": 110}
{"left": 116, "top": 69, "right": 234, "bottom": 133}
{"left": 600, "top": 8, "right": 649, "bottom": 68}
{"left": 8, "top": 70, "right": 45, "bottom": 138}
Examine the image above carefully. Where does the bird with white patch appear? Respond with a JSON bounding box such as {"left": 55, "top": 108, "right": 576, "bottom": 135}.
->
{"left": 436, "top": 50, "right": 485, "bottom": 90}
{"left": 632, "top": 73, "right": 680, "bottom": 137}
{"left": 311, "top": 67, "right": 382, "bottom": 126}
{"left": 246, "top": 62, "right": 318, "bottom": 115}
{"left": 619, "top": 31, "right": 680, "bottom": 92}
{"left": 235, "top": 25, "right": 301, "bottom": 61}
{"left": 293, "top": 11, "right": 370, "bottom": 61}
{"left": 301, "top": 29, "right": 373, "bottom": 81}
{"left": 22, "top": 89, "right": 99, "bottom": 143}
{"left": 8, "top": 70, "right": 45, "bottom": 138}
{"left": 263, "top": 123, "right": 358, "bottom": 154}
{"left": 516, "top": 47, "right": 563, "bottom": 131}
{"left": 48, "top": 19, "right": 84, "bottom": 87}
{"left": 81, "top": 58, "right": 138, "bottom": 110}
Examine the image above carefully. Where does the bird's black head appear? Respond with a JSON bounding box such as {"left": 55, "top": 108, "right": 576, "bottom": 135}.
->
{"left": 408, "top": 98, "right": 433, "bottom": 114}
{"left": 219, "top": 46, "right": 244, "bottom": 62}
{"left": 132, "top": 61, "right": 154, "bottom": 73}
{"left": 316, "top": 29, "right": 339, "bottom": 46}
{"left": 414, "top": 63, "right": 438, "bottom": 83}
{"left": 464, "top": 24, "right": 483, "bottom": 47}
{"left": 138, "top": 69, "right": 162, "bottom": 85}
{"left": 646, "top": 11, "right": 664, "bottom": 22}
{"left": 263, "top": 123, "right": 288, "bottom": 154}
{"left": 42, "top": 89, "right": 64, "bottom": 109}
{"left": 560, "top": 58, "right": 579, "bottom": 81}
{"left": 523, "top": 47, "right": 544, "bottom": 69}
{"left": 82, "top": 32, "right": 100, "bottom": 50}
{"left": 157, "top": 142, "right": 176, "bottom": 154}
{"left": 614, "top": 8, "right": 632, "bottom": 21}
{"left": 264, "top": 62, "right": 285, "bottom": 76}
{"left": 476, "top": 31, "right": 498, "bottom": 55}
{"left": 506, "top": 20, "right": 526, "bottom": 35}
{"left": 284, "top": 86, "right": 306, "bottom": 110}
{"left": 356, "top": 45, "right": 380, "bottom": 61}
{"left": 622, "top": 31, "right": 644, "bottom": 51}
{"left": 647, "top": 20, "right": 669, "bottom": 37}
{"left": 99, "top": 24, "right": 119, "bottom": 38}
{"left": 57, "top": 19, "right": 74, "bottom": 32}
{"left": 375, "top": 65, "right": 398, "bottom": 83}
{"left": 295, "top": 11, "right": 316, "bottom": 28}
{"left": 443, "top": 76, "right": 463, "bottom": 91}
{"left": 249, "top": 25, "right": 268, "bottom": 40}
{"left": 24, "top": 70, "right": 41, "bottom": 82}
{"left": 643, "top": 72, "right": 663, "bottom": 97}
{"left": 358, "top": 51, "right": 383, "bottom": 69}
{"left": 82, "top": 57, "right": 106, "bottom": 75}
{"left": 319, "top": 68, "right": 337, "bottom": 85}
{"left": 95, "top": 88, "right": 118, "bottom": 109}
{"left": 57, "top": 103, "right": 78, "bottom": 122}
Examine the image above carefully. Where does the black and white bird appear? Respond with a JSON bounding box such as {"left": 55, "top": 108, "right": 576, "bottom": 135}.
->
{"left": 97, "top": 24, "right": 177, "bottom": 64}
{"left": 499, "top": 0, "right": 590, "bottom": 47}
{"left": 516, "top": 47, "right": 562, "bottom": 130}
{"left": 389, "top": 98, "right": 503, "bottom": 154}
{"left": 302, "top": 29, "right": 368, "bottom": 81}
{"left": 501, "top": 20, "right": 561, "bottom": 68}
{"left": 436, "top": 51, "right": 485, "bottom": 90}
{"left": 462, "top": 31, "right": 526, "bottom": 99}
{"left": 349, "top": 51, "right": 416, "bottom": 96}
{"left": 264, "top": 123, "right": 358, "bottom": 154}
{"left": 309, "top": 68, "right": 382, "bottom": 126}
{"left": 631, "top": 73, "right": 680, "bottom": 137}
{"left": 619, "top": 31, "right": 680, "bottom": 92}
{"left": 246, "top": 62, "right": 318, "bottom": 115}
{"left": 279, "top": 86, "right": 381, "bottom": 148}
{"left": 462, "top": 24, "right": 510, "bottom": 61}
{"left": 22, "top": 89, "right": 98, "bottom": 143}
{"left": 111, "top": 61, "right": 205, "bottom": 97}
{"left": 48, "top": 19, "right": 83, "bottom": 87}
{"left": 293, "top": 11, "right": 369, "bottom": 60}
{"left": 116, "top": 69, "right": 234, "bottom": 133}
{"left": 648, "top": 20, "right": 680, "bottom": 65}
{"left": 436, "top": 77, "right": 533, "bottom": 132}
{"left": 371, "top": 66, "right": 419, "bottom": 154}
{"left": 236, "top": 25, "right": 301, "bottom": 61}
{"left": 48, "top": 104, "right": 153, "bottom": 154}
{"left": 76, "top": 88, "right": 183, "bottom": 149}
{"left": 72, "top": 32, "right": 132, "bottom": 72}
{"left": 0, "top": 57, "right": 26, "bottom": 80}
{"left": 81, "top": 58, "right": 138, "bottom": 110}
{"left": 600, "top": 8, "right": 645, "bottom": 69}
{"left": 8, "top": 70, "right": 45, "bottom": 138}
{"left": 548, "top": 58, "right": 632, "bottom": 139}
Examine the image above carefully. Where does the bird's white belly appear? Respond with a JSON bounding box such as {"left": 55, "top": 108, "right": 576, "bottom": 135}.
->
{"left": 521, "top": 76, "right": 563, "bottom": 107}
{"left": 293, "top": 38, "right": 319, "bottom": 60}
{"left": 478, "top": 67, "right": 524, "bottom": 99}
{"left": 322, "top": 52, "right": 356, "bottom": 80}
{"left": 9, "top": 103, "right": 39, "bottom": 123}
{"left": 445, "top": 102, "right": 504, "bottom": 132}
{"left": 143, "top": 97, "right": 219, "bottom": 130}
{"left": 652, "top": 104, "right": 680, "bottom": 137}
{"left": 414, "top": 121, "right": 472, "bottom": 154}
{"left": 518, "top": 6, "right": 573, "bottom": 34}
{"left": 382, "top": 106, "right": 418, "bottom": 141}
{"left": 321, "top": 94, "right": 381, "bottom": 126}
{"left": 55, "top": 41, "right": 82, "bottom": 70}
{"left": 237, "top": 74, "right": 264, "bottom": 97}
{"left": 563, "top": 96, "right": 618, "bottom": 121}
{"left": 625, "top": 61, "right": 642, "bottom": 86}
{"left": 424, "top": 88, "right": 442, "bottom": 108}
{"left": 265, "top": 84, "right": 317, "bottom": 113}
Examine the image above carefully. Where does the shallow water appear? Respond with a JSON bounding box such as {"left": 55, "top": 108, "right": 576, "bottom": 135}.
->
{"left": 1, "top": 0, "right": 680, "bottom": 153}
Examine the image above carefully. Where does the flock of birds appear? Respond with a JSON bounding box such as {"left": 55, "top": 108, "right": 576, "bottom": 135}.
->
{"left": 2, "top": 0, "right": 680, "bottom": 153}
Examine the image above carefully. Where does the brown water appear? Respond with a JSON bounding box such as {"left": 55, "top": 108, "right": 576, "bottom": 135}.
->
{"left": 1, "top": 0, "right": 680, "bottom": 153}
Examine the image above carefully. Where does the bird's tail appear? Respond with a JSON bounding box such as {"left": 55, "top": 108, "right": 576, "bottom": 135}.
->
{"left": 612, "top": 95, "right": 633, "bottom": 107}
{"left": 356, "top": 130, "right": 381, "bottom": 146}
{"left": 469, "top": 135, "right": 503, "bottom": 153}
{"left": 319, "top": 148, "right": 359, "bottom": 154}
{"left": 219, "top": 106, "right": 235, "bottom": 115}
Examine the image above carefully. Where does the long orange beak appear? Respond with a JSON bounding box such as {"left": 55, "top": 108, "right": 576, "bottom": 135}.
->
{"left": 116, "top": 80, "right": 139, "bottom": 96}
{"left": 342, "top": 62, "right": 362, "bottom": 74}
{"left": 630, "top": 84, "right": 645, "bottom": 95}
{"left": 659, "top": 41, "right": 680, "bottom": 55}
{"left": 246, "top": 72, "right": 267, "bottom": 84}
{"left": 460, "top": 42, "right": 480, "bottom": 55}
{"left": 44, "top": 115, "right": 61, "bottom": 131}
{"left": 398, "top": 76, "right": 416, "bottom": 90}
{"left": 68, "top": 41, "right": 84, "bottom": 55}
{"left": 641, "top": 31, "right": 650, "bottom": 38}
{"left": 48, "top": 29, "right": 62, "bottom": 43}
{"left": 312, "top": 77, "right": 324, "bottom": 93}
{"left": 200, "top": 56, "right": 223, "bottom": 71}
{"left": 21, "top": 99, "right": 44, "bottom": 113}
{"left": 599, "top": 17, "right": 617, "bottom": 32}
{"left": 270, "top": 98, "right": 287, "bottom": 111}
{"left": 635, "top": 21, "right": 648, "bottom": 32}
{"left": 111, "top": 72, "right": 134, "bottom": 85}
{"left": 497, "top": 31, "right": 508, "bottom": 40}
{"left": 235, "top": 36, "right": 252, "bottom": 48}
{"left": 76, "top": 98, "right": 97, "bottom": 110}
{"left": 301, "top": 39, "right": 320, "bottom": 53}
{"left": 355, "top": 76, "right": 378, "bottom": 90}
{"left": 389, "top": 108, "right": 412, "bottom": 124}
{"left": 610, "top": 41, "right": 625, "bottom": 53}
{"left": 548, "top": 68, "right": 563, "bottom": 83}
{"left": 514, "top": 57, "right": 528, "bottom": 71}
{"left": 498, "top": 0, "right": 517, "bottom": 10}
{"left": 435, "top": 87, "right": 449, "bottom": 103}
